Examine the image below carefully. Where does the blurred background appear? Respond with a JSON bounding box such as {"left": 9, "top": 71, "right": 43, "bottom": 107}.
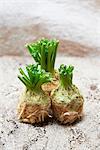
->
{"left": 0, "top": 0, "right": 100, "bottom": 57}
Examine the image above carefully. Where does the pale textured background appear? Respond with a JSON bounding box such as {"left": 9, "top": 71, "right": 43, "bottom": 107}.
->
{"left": 0, "top": 0, "right": 100, "bottom": 56}
{"left": 0, "top": 0, "right": 100, "bottom": 150}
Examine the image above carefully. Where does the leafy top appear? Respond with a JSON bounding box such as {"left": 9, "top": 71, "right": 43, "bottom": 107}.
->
{"left": 59, "top": 64, "right": 74, "bottom": 89}
{"left": 26, "top": 38, "right": 59, "bottom": 73}
{"left": 18, "top": 64, "right": 51, "bottom": 92}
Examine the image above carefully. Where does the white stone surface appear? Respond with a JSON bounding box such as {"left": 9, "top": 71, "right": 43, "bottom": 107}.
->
{"left": 0, "top": 56, "right": 100, "bottom": 150}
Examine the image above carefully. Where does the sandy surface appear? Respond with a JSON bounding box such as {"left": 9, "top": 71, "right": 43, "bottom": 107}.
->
{"left": 0, "top": 56, "right": 100, "bottom": 150}
{"left": 0, "top": 0, "right": 100, "bottom": 56}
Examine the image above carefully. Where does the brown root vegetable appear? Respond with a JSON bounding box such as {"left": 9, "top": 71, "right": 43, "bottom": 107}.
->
{"left": 17, "top": 39, "right": 84, "bottom": 125}
{"left": 17, "top": 63, "right": 52, "bottom": 124}
{"left": 51, "top": 85, "right": 84, "bottom": 124}
{"left": 41, "top": 70, "right": 59, "bottom": 94}
{"left": 17, "top": 89, "right": 51, "bottom": 124}
{"left": 41, "top": 81, "right": 59, "bottom": 93}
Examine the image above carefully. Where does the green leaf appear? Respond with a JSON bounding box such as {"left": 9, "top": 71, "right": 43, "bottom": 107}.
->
{"left": 26, "top": 38, "right": 59, "bottom": 73}
{"left": 18, "top": 64, "right": 51, "bottom": 91}
{"left": 59, "top": 64, "right": 74, "bottom": 89}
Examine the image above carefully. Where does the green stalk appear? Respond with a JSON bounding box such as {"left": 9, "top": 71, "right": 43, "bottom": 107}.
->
{"left": 18, "top": 76, "right": 32, "bottom": 89}
{"left": 47, "top": 44, "right": 53, "bottom": 72}
{"left": 26, "top": 38, "right": 59, "bottom": 74}
{"left": 18, "top": 64, "right": 51, "bottom": 92}
{"left": 19, "top": 68, "right": 29, "bottom": 81}
{"left": 52, "top": 41, "right": 59, "bottom": 70}
{"left": 41, "top": 43, "right": 46, "bottom": 70}
{"left": 59, "top": 64, "right": 74, "bottom": 90}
